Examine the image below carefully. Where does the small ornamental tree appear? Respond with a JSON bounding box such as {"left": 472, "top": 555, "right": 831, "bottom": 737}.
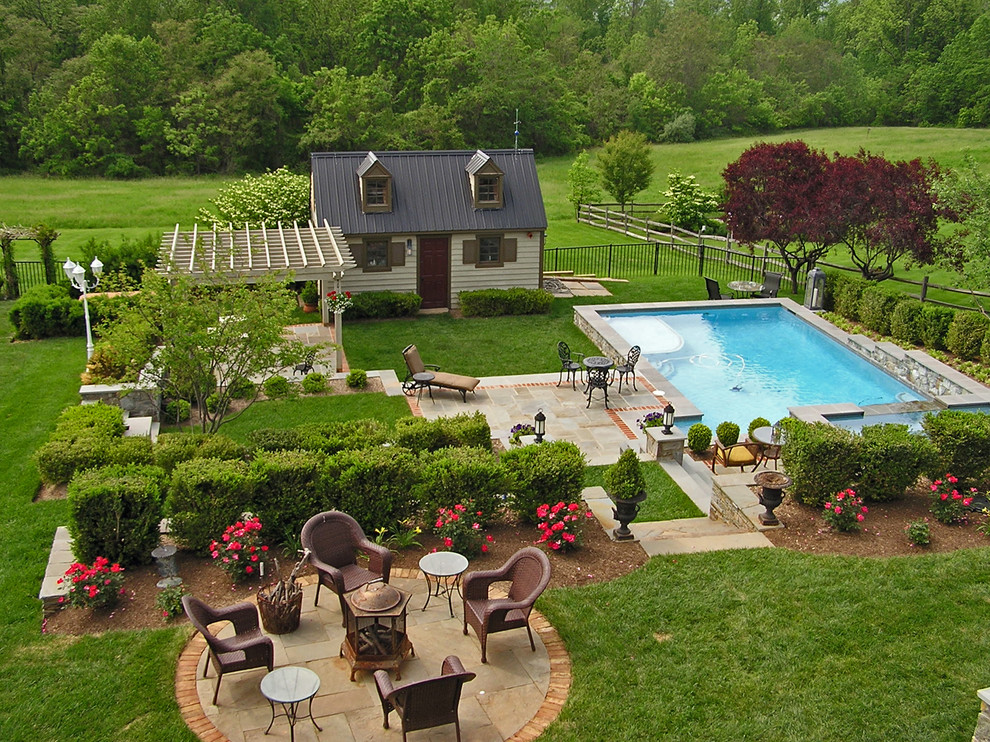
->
{"left": 198, "top": 167, "right": 310, "bottom": 227}
{"left": 659, "top": 171, "right": 720, "bottom": 232}
{"left": 598, "top": 130, "right": 654, "bottom": 211}
{"left": 566, "top": 151, "right": 602, "bottom": 212}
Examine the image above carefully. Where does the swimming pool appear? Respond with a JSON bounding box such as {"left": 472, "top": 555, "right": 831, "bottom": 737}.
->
{"left": 601, "top": 305, "right": 925, "bottom": 428}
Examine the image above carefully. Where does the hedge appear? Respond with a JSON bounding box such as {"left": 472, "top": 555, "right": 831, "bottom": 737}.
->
{"left": 67, "top": 464, "right": 166, "bottom": 566}
{"left": 831, "top": 273, "right": 868, "bottom": 322}
{"left": 34, "top": 403, "right": 127, "bottom": 484}
{"left": 501, "top": 440, "right": 586, "bottom": 522}
{"left": 392, "top": 412, "right": 491, "bottom": 452}
{"left": 8, "top": 284, "right": 83, "bottom": 339}
{"left": 165, "top": 458, "right": 256, "bottom": 552}
{"left": 459, "top": 287, "right": 554, "bottom": 317}
{"left": 778, "top": 419, "right": 860, "bottom": 506}
{"left": 920, "top": 304, "right": 954, "bottom": 350}
{"left": 890, "top": 300, "right": 924, "bottom": 345}
{"left": 349, "top": 290, "right": 422, "bottom": 319}
{"left": 153, "top": 432, "right": 246, "bottom": 474}
{"left": 858, "top": 284, "right": 899, "bottom": 336}
{"left": 249, "top": 449, "right": 328, "bottom": 541}
{"left": 415, "top": 447, "right": 510, "bottom": 522}
{"left": 946, "top": 311, "right": 989, "bottom": 361}
{"left": 856, "top": 424, "right": 937, "bottom": 502}
{"left": 324, "top": 447, "right": 420, "bottom": 534}
{"left": 922, "top": 409, "right": 990, "bottom": 486}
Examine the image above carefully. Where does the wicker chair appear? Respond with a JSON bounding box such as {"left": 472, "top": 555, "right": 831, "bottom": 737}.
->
{"left": 711, "top": 440, "right": 762, "bottom": 472}
{"left": 556, "top": 341, "right": 584, "bottom": 389}
{"left": 374, "top": 655, "right": 476, "bottom": 742}
{"left": 613, "top": 345, "right": 641, "bottom": 393}
{"left": 181, "top": 595, "right": 274, "bottom": 705}
{"left": 462, "top": 546, "right": 551, "bottom": 663}
{"left": 300, "top": 510, "right": 393, "bottom": 625}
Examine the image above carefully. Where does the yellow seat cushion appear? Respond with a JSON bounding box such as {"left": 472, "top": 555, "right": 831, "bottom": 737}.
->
{"left": 725, "top": 446, "right": 757, "bottom": 466}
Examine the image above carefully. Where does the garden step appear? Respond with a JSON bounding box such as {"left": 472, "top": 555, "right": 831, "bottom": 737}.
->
{"left": 39, "top": 526, "right": 73, "bottom": 617}
{"left": 637, "top": 530, "right": 773, "bottom": 556}
{"left": 123, "top": 415, "right": 153, "bottom": 438}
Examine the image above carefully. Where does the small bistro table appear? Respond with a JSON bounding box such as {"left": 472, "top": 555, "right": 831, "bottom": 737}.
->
{"left": 583, "top": 355, "right": 614, "bottom": 372}
{"left": 727, "top": 279, "right": 763, "bottom": 298}
{"left": 419, "top": 551, "right": 469, "bottom": 618}
{"left": 411, "top": 371, "right": 435, "bottom": 401}
{"left": 260, "top": 666, "right": 322, "bottom": 742}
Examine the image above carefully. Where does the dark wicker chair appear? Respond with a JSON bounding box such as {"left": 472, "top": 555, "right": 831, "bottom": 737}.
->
{"left": 462, "top": 546, "right": 551, "bottom": 663}
{"left": 705, "top": 277, "right": 730, "bottom": 300}
{"left": 585, "top": 365, "right": 611, "bottom": 409}
{"left": 181, "top": 594, "right": 274, "bottom": 705}
{"left": 300, "top": 510, "right": 393, "bottom": 625}
{"left": 374, "top": 655, "right": 476, "bottom": 742}
{"left": 556, "top": 341, "right": 584, "bottom": 389}
{"left": 613, "top": 345, "right": 641, "bottom": 393}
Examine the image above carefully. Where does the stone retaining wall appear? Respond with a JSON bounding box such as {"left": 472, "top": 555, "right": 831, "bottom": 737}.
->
{"left": 79, "top": 382, "right": 160, "bottom": 420}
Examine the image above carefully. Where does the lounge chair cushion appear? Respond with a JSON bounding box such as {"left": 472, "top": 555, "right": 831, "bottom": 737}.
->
{"left": 432, "top": 371, "right": 480, "bottom": 393}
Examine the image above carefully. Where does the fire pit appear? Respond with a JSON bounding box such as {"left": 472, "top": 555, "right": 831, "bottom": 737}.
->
{"left": 341, "top": 580, "right": 414, "bottom": 681}
{"left": 753, "top": 471, "right": 792, "bottom": 526}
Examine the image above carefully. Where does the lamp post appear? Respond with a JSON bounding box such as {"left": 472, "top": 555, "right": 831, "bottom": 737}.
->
{"left": 534, "top": 409, "right": 546, "bottom": 443}
{"left": 63, "top": 257, "right": 103, "bottom": 360}
{"left": 661, "top": 403, "right": 675, "bottom": 435}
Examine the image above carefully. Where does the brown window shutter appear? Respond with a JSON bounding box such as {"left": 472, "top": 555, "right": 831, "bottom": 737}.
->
{"left": 503, "top": 238, "right": 517, "bottom": 262}
{"left": 390, "top": 241, "right": 405, "bottom": 267}
{"left": 353, "top": 243, "right": 366, "bottom": 268}
{"left": 463, "top": 239, "right": 479, "bottom": 264}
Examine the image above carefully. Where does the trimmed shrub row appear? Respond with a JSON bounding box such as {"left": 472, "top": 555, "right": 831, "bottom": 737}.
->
{"left": 348, "top": 290, "right": 422, "bottom": 319}
{"left": 34, "top": 403, "right": 130, "bottom": 484}
{"left": 458, "top": 287, "right": 554, "bottom": 317}
{"left": 8, "top": 284, "right": 133, "bottom": 340}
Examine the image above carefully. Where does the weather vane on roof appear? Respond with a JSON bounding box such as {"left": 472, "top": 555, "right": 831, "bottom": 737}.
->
{"left": 514, "top": 109, "right": 520, "bottom": 151}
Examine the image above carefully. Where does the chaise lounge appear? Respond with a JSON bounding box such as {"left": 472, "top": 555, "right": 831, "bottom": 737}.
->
{"left": 402, "top": 344, "right": 480, "bottom": 403}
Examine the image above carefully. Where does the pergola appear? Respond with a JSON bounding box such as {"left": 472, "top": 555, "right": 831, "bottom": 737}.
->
{"left": 156, "top": 220, "right": 356, "bottom": 369}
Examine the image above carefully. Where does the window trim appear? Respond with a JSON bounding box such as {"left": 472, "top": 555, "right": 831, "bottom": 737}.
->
{"left": 477, "top": 234, "right": 503, "bottom": 267}
{"left": 363, "top": 237, "right": 391, "bottom": 271}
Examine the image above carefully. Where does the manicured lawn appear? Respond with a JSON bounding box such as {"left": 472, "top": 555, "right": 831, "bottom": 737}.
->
{"left": 539, "top": 547, "right": 990, "bottom": 741}
{"left": 584, "top": 461, "right": 703, "bottom": 522}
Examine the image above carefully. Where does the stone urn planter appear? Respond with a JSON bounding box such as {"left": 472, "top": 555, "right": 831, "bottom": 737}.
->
{"left": 753, "top": 471, "right": 792, "bottom": 526}
{"left": 604, "top": 448, "right": 649, "bottom": 541}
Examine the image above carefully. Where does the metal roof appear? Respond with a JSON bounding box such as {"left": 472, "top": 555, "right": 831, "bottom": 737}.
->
{"left": 311, "top": 149, "right": 548, "bottom": 236}
{"left": 156, "top": 220, "right": 355, "bottom": 281}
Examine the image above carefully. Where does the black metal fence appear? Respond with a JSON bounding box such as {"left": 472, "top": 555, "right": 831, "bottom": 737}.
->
{"left": 5, "top": 261, "right": 67, "bottom": 298}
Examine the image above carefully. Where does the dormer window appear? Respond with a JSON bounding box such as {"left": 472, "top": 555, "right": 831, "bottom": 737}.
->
{"left": 466, "top": 150, "right": 503, "bottom": 209}
{"left": 357, "top": 152, "right": 392, "bottom": 213}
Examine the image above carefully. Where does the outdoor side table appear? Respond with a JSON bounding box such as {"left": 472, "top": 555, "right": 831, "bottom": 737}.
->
{"left": 419, "top": 551, "right": 469, "bottom": 618}
{"left": 260, "top": 666, "right": 322, "bottom": 742}
{"left": 412, "top": 371, "right": 435, "bottom": 401}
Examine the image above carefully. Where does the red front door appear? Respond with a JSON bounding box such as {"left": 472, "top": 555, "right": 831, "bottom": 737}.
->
{"left": 418, "top": 237, "right": 450, "bottom": 309}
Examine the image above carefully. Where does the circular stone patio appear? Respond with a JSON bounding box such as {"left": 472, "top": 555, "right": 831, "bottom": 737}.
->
{"left": 175, "top": 569, "right": 570, "bottom": 742}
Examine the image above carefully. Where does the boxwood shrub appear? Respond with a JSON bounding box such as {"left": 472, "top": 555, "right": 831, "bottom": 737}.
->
{"left": 392, "top": 412, "right": 491, "bottom": 452}
{"left": 34, "top": 403, "right": 127, "bottom": 484}
{"left": 51, "top": 403, "right": 126, "bottom": 440}
{"left": 778, "top": 419, "right": 860, "bottom": 506}
{"left": 920, "top": 304, "right": 955, "bottom": 350}
{"left": 922, "top": 409, "right": 990, "bottom": 485}
{"left": 153, "top": 432, "right": 247, "bottom": 474}
{"left": 416, "top": 447, "right": 509, "bottom": 522}
{"left": 501, "top": 440, "right": 586, "bottom": 523}
{"left": 165, "top": 458, "right": 256, "bottom": 552}
{"left": 348, "top": 290, "right": 422, "bottom": 319}
{"left": 67, "top": 464, "right": 166, "bottom": 566}
{"left": 250, "top": 449, "right": 328, "bottom": 541}
{"left": 324, "top": 447, "right": 420, "bottom": 534}
{"left": 715, "top": 421, "right": 740, "bottom": 445}
{"left": 249, "top": 427, "right": 306, "bottom": 452}
{"left": 687, "top": 423, "right": 712, "bottom": 453}
{"left": 8, "top": 284, "right": 83, "bottom": 339}
{"left": 856, "top": 424, "right": 937, "bottom": 502}
{"left": 946, "top": 311, "right": 989, "bottom": 361}
{"left": 459, "top": 287, "right": 554, "bottom": 317}
{"left": 295, "top": 420, "right": 391, "bottom": 453}
{"left": 858, "top": 284, "right": 899, "bottom": 336}
{"left": 832, "top": 274, "right": 868, "bottom": 321}
{"left": 890, "top": 300, "right": 924, "bottom": 345}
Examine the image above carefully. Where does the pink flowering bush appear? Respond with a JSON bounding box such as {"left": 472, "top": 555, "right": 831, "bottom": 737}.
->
{"left": 535, "top": 501, "right": 594, "bottom": 552}
{"left": 209, "top": 516, "right": 270, "bottom": 582}
{"left": 57, "top": 556, "right": 125, "bottom": 609}
{"left": 822, "top": 488, "right": 869, "bottom": 532}
{"left": 433, "top": 501, "right": 494, "bottom": 558}
{"left": 929, "top": 475, "right": 975, "bottom": 525}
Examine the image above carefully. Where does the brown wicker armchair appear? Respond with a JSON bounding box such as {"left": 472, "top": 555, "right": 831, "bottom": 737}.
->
{"left": 462, "top": 546, "right": 551, "bottom": 663}
{"left": 181, "top": 594, "right": 274, "bottom": 705}
{"left": 300, "top": 510, "right": 393, "bottom": 625}
{"left": 374, "top": 655, "right": 476, "bottom": 742}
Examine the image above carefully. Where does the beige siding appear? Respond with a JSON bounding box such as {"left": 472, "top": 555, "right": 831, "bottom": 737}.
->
{"left": 339, "top": 234, "right": 417, "bottom": 296}
{"left": 449, "top": 232, "right": 542, "bottom": 310}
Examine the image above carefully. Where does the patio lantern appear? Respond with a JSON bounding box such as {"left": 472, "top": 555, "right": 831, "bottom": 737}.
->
{"left": 804, "top": 267, "right": 826, "bottom": 311}
{"left": 661, "top": 403, "right": 675, "bottom": 435}
{"left": 534, "top": 409, "right": 546, "bottom": 443}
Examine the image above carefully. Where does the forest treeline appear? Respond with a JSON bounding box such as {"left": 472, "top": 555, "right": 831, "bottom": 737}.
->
{"left": 1, "top": 0, "right": 989, "bottom": 177}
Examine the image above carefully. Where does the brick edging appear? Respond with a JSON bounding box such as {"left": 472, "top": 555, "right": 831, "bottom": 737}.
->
{"left": 175, "top": 569, "right": 571, "bottom": 742}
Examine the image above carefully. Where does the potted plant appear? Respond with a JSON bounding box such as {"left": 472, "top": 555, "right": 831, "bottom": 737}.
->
{"left": 603, "top": 448, "right": 648, "bottom": 541}
{"left": 300, "top": 282, "right": 319, "bottom": 312}
{"left": 257, "top": 549, "right": 309, "bottom": 634}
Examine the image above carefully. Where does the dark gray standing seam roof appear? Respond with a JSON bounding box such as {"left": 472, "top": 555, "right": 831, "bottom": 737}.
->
{"left": 311, "top": 149, "right": 548, "bottom": 236}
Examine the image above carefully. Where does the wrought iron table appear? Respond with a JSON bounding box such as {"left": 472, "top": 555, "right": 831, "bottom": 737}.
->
{"left": 419, "top": 551, "right": 469, "bottom": 618}
{"left": 409, "top": 371, "right": 435, "bottom": 401}
{"left": 727, "top": 280, "right": 763, "bottom": 298}
{"left": 260, "top": 666, "right": 322, "bottom": 742}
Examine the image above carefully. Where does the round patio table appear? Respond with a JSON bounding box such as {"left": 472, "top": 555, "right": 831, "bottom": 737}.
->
{"left": 727, "top": 280, "right": 763, "bottom": 298}
{"left": 260, "top": 666, "right": 322, "bottom": 742}
{"left": 583, "top": 355, "right": 614, "bottom": 371}
{"left": 419, "top": 551, "right": 469, "bottom": 618}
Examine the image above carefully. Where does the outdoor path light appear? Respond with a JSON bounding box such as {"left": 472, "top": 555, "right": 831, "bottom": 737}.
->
{"left": 534, "top": 409, "right": 546, "bottom": 443}
{"left": 63, "top": 256, "right": 103, "bottom": 360}
{"left": 662, "top": 403, "right": 675, "bottom": 435}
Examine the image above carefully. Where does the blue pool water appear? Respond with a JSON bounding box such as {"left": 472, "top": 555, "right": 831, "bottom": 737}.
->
{"left": 603, "top": 306, "right": 924, "bottom": 427}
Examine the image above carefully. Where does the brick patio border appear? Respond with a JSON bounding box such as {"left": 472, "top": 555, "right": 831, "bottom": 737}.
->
{"left": 175, "top": 569, "right": 571, "bottom": 742}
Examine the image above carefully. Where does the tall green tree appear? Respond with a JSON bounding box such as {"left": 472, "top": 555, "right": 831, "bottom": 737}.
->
{"left": 566, "top": 151, "right": 602, "bottom": 213}
{"left": 598, "top": 130, "right": 654, "bottom": 210}
{"left": 934, "top": 156, "right": 990, "bottom": 297}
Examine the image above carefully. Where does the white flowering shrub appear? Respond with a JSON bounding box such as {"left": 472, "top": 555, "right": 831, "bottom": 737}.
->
{"left": 199, "top": 167, "right": 310, "bottom": 227}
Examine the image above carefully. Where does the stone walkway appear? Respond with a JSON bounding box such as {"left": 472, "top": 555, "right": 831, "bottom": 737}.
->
{"left": 176, "top": 572, "right": 569, "bottom": 742}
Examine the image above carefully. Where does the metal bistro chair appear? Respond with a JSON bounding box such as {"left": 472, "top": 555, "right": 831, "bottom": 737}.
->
{"left": 557, "top": 341, "right": 584, "bottom": 389}
{"left": 754, "top": 271, "right": 783, "bottom": 298}
{"left": 613, "top": 345, "right": 641, "bottom": 393}
{"left": 294, "top": 349, "right": 316, "bottom": 375}
{"left": 374, "top": 655, "right": 476, "bottom": 742}
{"left": 585, "top": 365, "right": 611, "bottom": 409}
{"left": 705, "top": 277, "right": 730, "bottom": 300}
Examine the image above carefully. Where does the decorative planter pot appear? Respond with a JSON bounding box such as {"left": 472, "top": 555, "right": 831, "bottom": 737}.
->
{"left": 257, "top": 584, "right": 303, "bottom": 634}
{"left": 753, "top": 471, "right": 792, "bottom": 526}
{"left": 610, "top": 491, "right": 648, "bottom": 541}
{"left": 302, "top": 303, "right": 318, "bottom": 313}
